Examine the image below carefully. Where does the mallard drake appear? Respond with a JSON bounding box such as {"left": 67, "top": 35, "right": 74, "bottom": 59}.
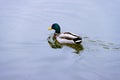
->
{"left": 48, "top": 23, "right": 82, "bottom": 44}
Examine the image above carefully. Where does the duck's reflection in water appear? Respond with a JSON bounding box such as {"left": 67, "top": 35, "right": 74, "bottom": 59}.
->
{"left": 47, "top": 34, "right": 84, "bottom": 54}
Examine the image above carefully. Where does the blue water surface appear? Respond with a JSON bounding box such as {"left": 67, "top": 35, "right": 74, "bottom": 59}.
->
{"left": 0, "top": 0, "right": 120, "bottom": 80}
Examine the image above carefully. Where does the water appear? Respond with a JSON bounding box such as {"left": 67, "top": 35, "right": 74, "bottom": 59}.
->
{"left": 0, "top": 0, "right": 120, "bottom": 80}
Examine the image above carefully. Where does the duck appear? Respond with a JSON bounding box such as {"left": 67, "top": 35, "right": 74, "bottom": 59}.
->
{"left": 48, "top": 23, "right": 82, "bottom": 44}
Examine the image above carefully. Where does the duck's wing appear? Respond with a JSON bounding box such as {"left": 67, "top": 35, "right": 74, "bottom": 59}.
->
{"left": 57, "top": 32, "right": 82, "bottom": 44}
{"left": 58, "top": 32, "right": 80, "bottom": 40}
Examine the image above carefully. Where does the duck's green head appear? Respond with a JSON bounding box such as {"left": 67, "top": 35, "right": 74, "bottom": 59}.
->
{"left": 48, "top": 23, "right": 61, "bottom": 33}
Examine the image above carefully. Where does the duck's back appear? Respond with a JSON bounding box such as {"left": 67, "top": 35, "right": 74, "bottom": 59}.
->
{"left": 56, "top": 32, "right": 82, "bottom": 44}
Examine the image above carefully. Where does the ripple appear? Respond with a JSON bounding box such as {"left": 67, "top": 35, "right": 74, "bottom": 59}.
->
{"left": 83, "top": 37, "right": 120, "bottom": 51}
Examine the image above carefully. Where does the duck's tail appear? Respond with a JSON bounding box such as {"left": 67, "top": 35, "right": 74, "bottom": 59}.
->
{"left": 73, "top": 37, "right": 82, "bottom": 44}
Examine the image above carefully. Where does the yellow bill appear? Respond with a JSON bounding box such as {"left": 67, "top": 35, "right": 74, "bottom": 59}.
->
{"left": 48, "top": 27, "right": 52, "bottom": 30}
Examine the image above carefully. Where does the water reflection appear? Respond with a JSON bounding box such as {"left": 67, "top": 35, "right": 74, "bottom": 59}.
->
{"left": 47, "top": 33, "right": 84, "bottom": 54}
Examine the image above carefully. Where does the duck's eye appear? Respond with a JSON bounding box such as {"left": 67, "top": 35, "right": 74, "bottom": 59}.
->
{"left": 52, "top": 26, "right": 55, "bottom": 29}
